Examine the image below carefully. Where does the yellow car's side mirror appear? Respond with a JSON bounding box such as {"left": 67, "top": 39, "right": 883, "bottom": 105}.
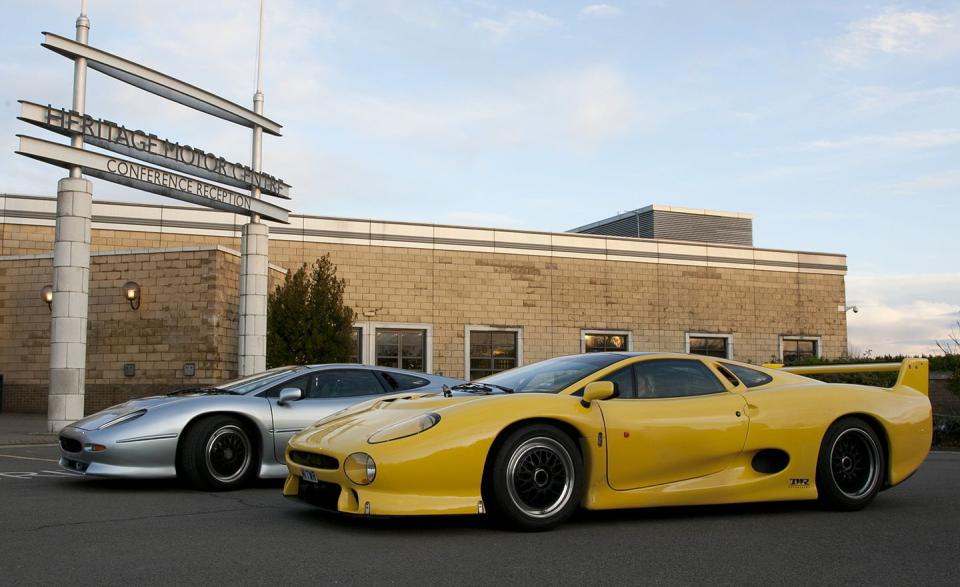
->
{"left": 582, "top": 381, "right": 615, "bottom": 405}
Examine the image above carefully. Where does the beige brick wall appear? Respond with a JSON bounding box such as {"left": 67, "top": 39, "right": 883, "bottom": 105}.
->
{"left": 0, "top": 247, "right": 283, "bottom": 414}
{"left": 0, "top": 217, "right": 847, "bottom": 413}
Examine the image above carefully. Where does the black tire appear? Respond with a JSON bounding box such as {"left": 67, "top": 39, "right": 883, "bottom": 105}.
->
{"left": 178, "top": 415, "right": 257, "bottom": 491}
{"left": 483, "top": 424, "right": 584, "bottom": 531}
{"left": 816, "top": 417, "right": 885, "bottom": 511}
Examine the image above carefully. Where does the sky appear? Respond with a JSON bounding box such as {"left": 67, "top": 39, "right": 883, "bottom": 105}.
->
{"left": 1, "top": 0, "right": 958, "bottom": 356}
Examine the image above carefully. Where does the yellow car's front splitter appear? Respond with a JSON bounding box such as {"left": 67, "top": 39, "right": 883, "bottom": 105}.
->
{"left": 284, "top": 464, "right": 483, "bottom": 517}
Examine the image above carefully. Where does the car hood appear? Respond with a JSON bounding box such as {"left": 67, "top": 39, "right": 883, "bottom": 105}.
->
{"left": 69, "top": 395, "right": 190, "bottom": 430}
{"left": 291, "top": 392, "right": 479, "bottom": 448}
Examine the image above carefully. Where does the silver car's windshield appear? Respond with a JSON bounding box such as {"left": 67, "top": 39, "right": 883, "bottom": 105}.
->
{"left": 475, "top": 354, "right": 626, "bottom": 393}
{"left": 219, "top": 366, "right": 304, "bottom": 395}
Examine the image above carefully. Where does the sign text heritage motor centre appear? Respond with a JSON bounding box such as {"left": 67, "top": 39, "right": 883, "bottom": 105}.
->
{"left": 19, "top": 101, "right": 290, "bottom": 199}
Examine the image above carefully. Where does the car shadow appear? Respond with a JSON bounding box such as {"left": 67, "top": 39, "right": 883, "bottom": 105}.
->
{"left": 62, "top": 476, "right": 285, "bottom": 493}
{"left": 281, "top": 499, "right": 822, "bottom": 534}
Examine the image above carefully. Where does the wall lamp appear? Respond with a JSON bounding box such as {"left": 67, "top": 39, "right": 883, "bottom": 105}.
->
{"left": 40, "top": 284, "right": 54, "bottom": 312}
{"left": 123, "top": 281, "right": 141, "bottom": 310}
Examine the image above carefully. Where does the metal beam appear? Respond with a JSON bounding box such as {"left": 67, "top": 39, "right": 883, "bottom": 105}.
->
{"left": 41, "top": 32, "right": 283, "bottom": 136}
{"left": 17, "top": 135, "right": 289, "bottom": 223}
{"left": 19, "top": 101, "right": 292, "bottom": 199}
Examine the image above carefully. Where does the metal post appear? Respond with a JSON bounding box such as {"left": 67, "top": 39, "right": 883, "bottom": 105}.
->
{"left": 49, "top": 0, "right": 93, "bottom": 431}
{"left": 238, "top": 0, "right": 269, "bottom": 376}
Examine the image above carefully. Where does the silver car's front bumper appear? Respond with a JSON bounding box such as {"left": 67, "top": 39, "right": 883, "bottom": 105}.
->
{"left": 58, "top": 425, "right": 179, "bottom": 478}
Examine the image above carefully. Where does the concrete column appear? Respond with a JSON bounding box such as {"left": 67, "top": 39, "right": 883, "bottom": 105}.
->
{"left": 48, "top": 177, "right": 92, "bottom": 432}
{"left": 238, "top": 221, "right": 269, "bottom": 376}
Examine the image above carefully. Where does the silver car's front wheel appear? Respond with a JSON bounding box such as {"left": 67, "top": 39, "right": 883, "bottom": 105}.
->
{"left": 178, "top": 416, "right": 258, "bottom": 491}
{"left": 204, "top": 425, "right": 252, "bottom": 484}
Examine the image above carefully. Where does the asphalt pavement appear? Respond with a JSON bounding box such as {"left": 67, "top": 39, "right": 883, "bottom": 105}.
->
{"left": 0, "top": 445, "right": 958, "bottom": 586}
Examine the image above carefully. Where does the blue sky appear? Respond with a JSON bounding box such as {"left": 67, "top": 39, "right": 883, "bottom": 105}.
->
{"left": 2, "top": 1, "right": 958, "bottom": 355}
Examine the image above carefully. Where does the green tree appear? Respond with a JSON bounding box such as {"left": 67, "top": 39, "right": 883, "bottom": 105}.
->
{"left": 267, "top": 255, "right": 355, "bottom": 367}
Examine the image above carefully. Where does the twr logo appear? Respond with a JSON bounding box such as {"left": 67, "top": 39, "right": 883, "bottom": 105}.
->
{"left": 789, "top": 478, "right": 810, "bottom": 487}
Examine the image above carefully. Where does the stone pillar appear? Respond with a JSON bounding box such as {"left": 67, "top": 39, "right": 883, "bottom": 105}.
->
{"left": 238, "top": 221, "right": 269, "bottom": 376}
{"left": 48, "top": 177, "right": 92, "bottom": 432}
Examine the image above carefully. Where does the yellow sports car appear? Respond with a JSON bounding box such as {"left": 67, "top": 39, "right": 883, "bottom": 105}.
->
{"left": 283, "top": 352, "right": 931, "bottom": 530}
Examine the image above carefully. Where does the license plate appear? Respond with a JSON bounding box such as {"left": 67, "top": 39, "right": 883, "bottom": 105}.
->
{"left": 301, "top": 469, "right": 317, "bottom": 483}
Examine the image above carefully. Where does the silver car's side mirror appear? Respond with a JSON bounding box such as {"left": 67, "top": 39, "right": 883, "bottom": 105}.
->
{"left": 277, "top": 388, "right": 303, "bottom": 406}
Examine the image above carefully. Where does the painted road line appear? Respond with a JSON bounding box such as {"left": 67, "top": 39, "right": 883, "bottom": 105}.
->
{"left": 0, "top": 453, "right": 60, "bottom": 463}
{"left": 0, "top": 444, "right": 58, "bottom": 449}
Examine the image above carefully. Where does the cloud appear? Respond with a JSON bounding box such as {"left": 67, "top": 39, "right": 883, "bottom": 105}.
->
{"left": 472, "top": 10, "right": 560, "bottom": 41}
{"left": 828, "top": 9, "right": 960, "bottom": 65}
{"left": 801, "top": 129, "right": 960, "bottom": 152}
{"left": 582, "top": 4, "right": 621, "bottom": 17}
{"left": 895, "top": 169, "right": 960, "bottom": 194}
{"left": 841, "top": 85, "right": 960, "bottom": 115}
{"left": 308, "top": 64, "right": 640, "bottom": 149}
{"left": 846, "top": 273, "right": 960, "bottom": 356}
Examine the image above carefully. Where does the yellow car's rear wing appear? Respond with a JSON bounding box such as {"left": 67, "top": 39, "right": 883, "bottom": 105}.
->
{"left": 762, "top": 358, "right": 929, "bottom": 396}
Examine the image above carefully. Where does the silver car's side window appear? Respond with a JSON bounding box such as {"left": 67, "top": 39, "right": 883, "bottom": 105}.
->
{"left": 308, "top": 370, "right": 385, "bottom": 398}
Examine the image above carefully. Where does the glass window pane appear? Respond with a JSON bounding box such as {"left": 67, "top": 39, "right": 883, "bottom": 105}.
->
{"left": 401, "top": 357, "right": 423, "bottom": 371}
{"left": 635, "top": 359, "right": 725, "bottom": 398}
{"left": 348, "top": 327, "right": 362, "bottom": 364}
{"left": 584, "top": 333, "right": 629, "bottom": 353}
{"left": 469, "top": 330, "right": 518, "bottom": 379}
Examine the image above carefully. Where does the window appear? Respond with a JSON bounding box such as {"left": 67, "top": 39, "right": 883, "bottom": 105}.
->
{"left": 602, "top": 366, "right": 635, "bottom": 398}
{"left": 479, "top": 353, "right": 624, "bottom": 393}
{"left": 721, "top": 363, "right": 773, "bottom": 388}
{"left": 381, "top": 371, "right": 430, "bottom": 391}
{"left": 466, "top": 327, "right": 521, "bottom": 380}
{"left": 634, "top": 359, "right": 726, "bottom": 398}
{"left": 582, "top": 331, "right": 630, "bottom": 353}
{"left": 780, "top": 336, "right": 820, "bottom": 364}
{"left": 310, "top": 369, "right": 384, "bottom": 398}
{"left": 376, "top": 328, "right": 427, "bottom": 372}
{"left": 264, "top": 369, "right": 386, "bottom": 398}
{"left": 686, "top": 333, "right": 732, "bottom": 358}
{"left": 348, "top": 327, "right": 362, "bottom": 364}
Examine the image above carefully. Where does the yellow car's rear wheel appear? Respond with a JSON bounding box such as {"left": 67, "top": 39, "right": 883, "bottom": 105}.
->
{"left": 816, "top": 417, "right": 885, "bottom": 510}
{"left": 485, "top": 424, "right": 583, "bottom": 531}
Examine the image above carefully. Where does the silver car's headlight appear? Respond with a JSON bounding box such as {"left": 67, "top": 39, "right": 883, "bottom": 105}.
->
{"left": 368, "top": 413, "right": 440, "bottom": 444}
{"left": 97, "top": 409, "right": 147, "bottom": 430}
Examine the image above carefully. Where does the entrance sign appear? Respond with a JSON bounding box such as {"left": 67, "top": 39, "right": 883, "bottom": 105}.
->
{"left": 41, "top": 32, "right": 282, "bottom": 135}
{"left": 22, "top": 2, "right": 285, "bottom": 430}
{"left": 19, "top": 101, "right": 291, "bottom": 199}
{"left": 17, "top": 135, "right": 289, "bottom": 223}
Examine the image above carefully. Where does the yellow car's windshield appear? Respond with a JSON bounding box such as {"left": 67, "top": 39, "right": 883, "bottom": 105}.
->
{"left": 475, "top": 354, "right": 627, "bottom": 393}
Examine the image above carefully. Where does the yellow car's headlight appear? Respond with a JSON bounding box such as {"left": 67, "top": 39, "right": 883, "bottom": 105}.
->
{"left": 367, "top": 413, "right": 440, "bottom": 444}
{"left": 343, "top": 452, "right": 377, "bottom": 485}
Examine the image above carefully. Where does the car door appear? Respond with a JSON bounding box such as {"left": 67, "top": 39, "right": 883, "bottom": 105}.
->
{"left": 597, "top": 358, "right": 749, "bottom": 491}
{"left": 267, "top": 368, "right": 389, "bottom": 460}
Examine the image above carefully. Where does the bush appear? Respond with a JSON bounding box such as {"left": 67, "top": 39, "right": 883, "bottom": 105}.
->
{"left": 267, "top": 255, "right": 356, "bottom": 368}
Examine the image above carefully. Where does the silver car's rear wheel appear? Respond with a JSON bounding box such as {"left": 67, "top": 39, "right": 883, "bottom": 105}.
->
{"left": 178, "top": 416, "right": 258, "bottom": 491}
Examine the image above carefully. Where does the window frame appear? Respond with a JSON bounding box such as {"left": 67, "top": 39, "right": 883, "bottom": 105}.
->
{"left": 685, "top": 332, "right": 733, "bottom": 359}
{"left": 580, "top": 329, "right": 633, "bottom": 354}
{"left": 347, "top": 325, "right": 364, "bottom": 364}
{"left": 779, "top": 335, "right": 822, "bottom": 363}
{"left": 464, "top": 325, "right": 523, "bottom": 381}
{"left": 363, "top": 322, "right": 433, "bottom": 374}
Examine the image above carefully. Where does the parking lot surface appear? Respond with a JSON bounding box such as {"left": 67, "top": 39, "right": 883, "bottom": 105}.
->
{"left": 1, "top": 445, "right": 958, "bottom": 585}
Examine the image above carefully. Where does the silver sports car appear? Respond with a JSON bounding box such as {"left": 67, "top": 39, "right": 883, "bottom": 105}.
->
{"left": 58, "top": 365, "right": 463, "bottom": 490}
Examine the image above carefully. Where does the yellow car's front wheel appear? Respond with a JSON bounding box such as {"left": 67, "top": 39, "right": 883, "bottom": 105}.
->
{"left": 485, "top": 424, "right": 584, "bottom": 531}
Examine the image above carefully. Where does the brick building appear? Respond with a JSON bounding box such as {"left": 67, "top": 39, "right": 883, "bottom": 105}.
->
{"left": 0, "top": 194, "right": 847, "bottom": 415}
